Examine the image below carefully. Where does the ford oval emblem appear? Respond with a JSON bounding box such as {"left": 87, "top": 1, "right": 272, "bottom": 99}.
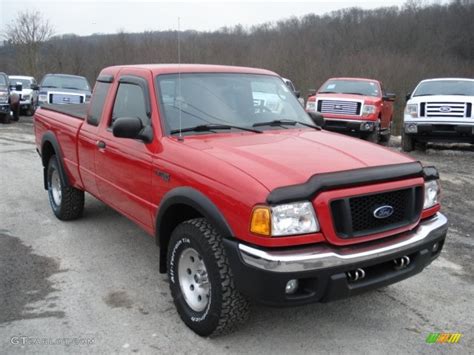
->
{"left": 373, "top": 205, "right": 394, "bottom": 219}
{"left": 439, "top": 106, "right": 451, "bottom": 112}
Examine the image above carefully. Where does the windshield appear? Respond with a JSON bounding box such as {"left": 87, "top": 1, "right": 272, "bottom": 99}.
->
{"left": 318, "top": 80, "right": 380, "bottom": 97}
{"left": 0, "top": 75, "right": 7, "bottom": 86}
{"left": 156, "top": 73, "right": 313, "bottom": 134}
{"left": 9, "top": 78, "right": 31, "bottom": 88}
{"left": 413, "top": 80, "right": 474, "bottom": 96}
{"left": 41, "top": 75, "right": 90, "bottom": 91}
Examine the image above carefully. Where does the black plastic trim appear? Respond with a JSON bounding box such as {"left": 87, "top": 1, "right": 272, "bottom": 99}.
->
{"left": 155, "top": 187, "right": 234, "bottom": 273}
{"left": 267, "top": 162, "right": 424, "bottom": 205}
{"left": 118, "top": 75, "right": 151, "bottom": 118}
{"left": 422, "top": 166, "right": 439, "bottom": 181}
{"left": 97, "top": 74, "right": 114, "bottom": 83}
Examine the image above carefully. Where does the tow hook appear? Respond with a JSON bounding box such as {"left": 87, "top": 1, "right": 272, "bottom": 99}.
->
{"left": 393, "top": 255, "right": 411, "bottom": 270}
{"left": 346, "top": 268, "right": 366, "bottom": 282}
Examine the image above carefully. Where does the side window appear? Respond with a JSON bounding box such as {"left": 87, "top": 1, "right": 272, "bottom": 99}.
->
{"left": 111, "top": 83, "right": 148, "bottom": 126}
{"left": 87, "top": 82, "right": 110, "bottom": 126}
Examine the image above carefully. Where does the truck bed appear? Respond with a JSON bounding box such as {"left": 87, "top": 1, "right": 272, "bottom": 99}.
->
{"left": 41, "top": 103, "right": 89, "bottom": 120}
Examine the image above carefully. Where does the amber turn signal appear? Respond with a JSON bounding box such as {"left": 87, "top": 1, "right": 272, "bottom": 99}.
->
{"left": 250, "top": 206, "right": 271, "bottom": 236}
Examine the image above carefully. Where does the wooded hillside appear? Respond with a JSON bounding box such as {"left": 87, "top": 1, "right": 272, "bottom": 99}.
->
{"left": 1, "top": 0, "right": 473, "bottom": 131}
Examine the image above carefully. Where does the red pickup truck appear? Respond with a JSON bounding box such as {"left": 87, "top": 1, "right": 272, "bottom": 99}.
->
{"left": 306, "top": 77, "right": 396, "bottom": 143}
{"left": 34, "top": 64, "right": 447, "bottom": 337}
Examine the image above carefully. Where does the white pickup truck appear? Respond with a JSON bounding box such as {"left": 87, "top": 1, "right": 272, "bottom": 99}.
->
{"left": 402, "top": 78, "right": 474, "bottom": 151}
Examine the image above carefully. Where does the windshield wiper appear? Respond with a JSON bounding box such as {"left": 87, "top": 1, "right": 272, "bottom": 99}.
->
{"left": 170, "top": 124, "right": 262, "bottom": 135}
{"left": 252, "top": 119, "right": 321, "bottom": 130}
{"left": 62, "top": 86, "right": 82, "bottom": 90}
{"left": 41, "top": 85, "right": 57, "bottom": 88}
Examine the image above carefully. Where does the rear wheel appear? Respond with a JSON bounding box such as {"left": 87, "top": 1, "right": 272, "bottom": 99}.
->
{"left": 167, "top": 218, "right": 249, "bottom": 337}
{"left": 401, "top": 131, "right": 415, "bottom": 152}
{"left": 47, "top": 155, "right": 85, "bottom": 220}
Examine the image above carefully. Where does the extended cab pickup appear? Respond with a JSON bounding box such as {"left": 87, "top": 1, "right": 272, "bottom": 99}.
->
{"left": 34, "top": 64, "right": 447, "bottom": 337}
{"left": 402, "top": 78, "right": 474, "bottom": 151}
{"left": 306, "top": 77, "right": 396, "bottom": 143}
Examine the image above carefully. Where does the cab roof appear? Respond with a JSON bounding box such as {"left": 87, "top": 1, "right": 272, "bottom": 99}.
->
{"left": 100, "top": 64, "right": 278, "bottom": 77}
{"left": 326, "top": 77, "right": 380, "bottom": 82}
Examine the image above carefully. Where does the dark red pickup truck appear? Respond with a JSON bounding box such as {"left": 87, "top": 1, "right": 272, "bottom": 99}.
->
{"left": 34, "top": 64, "right": 447, "bottom": 336}
{"left": 306, "top": 77, "right": 396, "bottom": 143}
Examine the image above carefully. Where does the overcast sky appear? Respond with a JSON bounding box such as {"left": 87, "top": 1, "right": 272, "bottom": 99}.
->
{"left": 1, "top": 0, "right": 446, "bottom": 36}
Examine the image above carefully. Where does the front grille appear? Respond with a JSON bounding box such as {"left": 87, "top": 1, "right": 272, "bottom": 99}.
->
{"left": 424, "top": 102, "right": 467, "bottom": 118}
{"left": 50, "top": 93, "right": 83, "bottom": 104}
{"left": 318, "top": 100, "right": 361, "bottom": 116}
{"left": 331, "top": 187, "right": 423, "bottom": 238}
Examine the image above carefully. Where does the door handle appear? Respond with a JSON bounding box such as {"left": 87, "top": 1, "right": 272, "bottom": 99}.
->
{"left": 97, "top": 140, "right": 106, "bottom": 149}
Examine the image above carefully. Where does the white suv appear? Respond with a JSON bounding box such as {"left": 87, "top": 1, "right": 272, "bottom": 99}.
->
{"left": 402, "top": 78, "right": 474, "bottom": 151}
{"left": 9, "top": 75, "right": 39, "bottom": 116}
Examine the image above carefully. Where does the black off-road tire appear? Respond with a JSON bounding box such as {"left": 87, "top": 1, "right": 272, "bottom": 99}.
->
{"left": 364, "top": 130, "right": 380, "bottom": 143}
{"left": 379, "top": 122, "right": 392, "bottom": 144}
{"left": 401, "top": 131, "right": 415, "bottom": 152}
{"left": 26, "top": 104, "right": 35, "bottom": 116}
{"left": 47, "top": 155, "right": 85, "bottom": 220}
{"left": 12, "top": 106, "right": 20, "bottom": 122}
{"left": 167, "top": 218, "right": 250, "bottom": 337}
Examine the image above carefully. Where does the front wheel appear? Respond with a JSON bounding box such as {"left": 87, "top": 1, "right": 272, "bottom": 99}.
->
{"left": 379, "top": 122, "right": 392, "bottom": 144}
{"left": 167, "top": 218, "right": 249, "bottom": 337}
{"left": 401, "top": 131, "right": 415, "bottom": 152}
{"left": 47, "top": 155, "right": 85, "bottom": 220}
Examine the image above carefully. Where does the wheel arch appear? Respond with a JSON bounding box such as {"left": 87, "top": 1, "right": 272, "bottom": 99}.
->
{"left": 155, "top": 187, "right": 234, "bottom": 273}
{"left": 41, "top": 132, "right": 69, "bottom": 190}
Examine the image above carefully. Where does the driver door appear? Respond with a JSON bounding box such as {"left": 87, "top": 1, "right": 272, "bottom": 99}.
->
{"left": 95, "top": 69, "right": 155, "bottom": 230}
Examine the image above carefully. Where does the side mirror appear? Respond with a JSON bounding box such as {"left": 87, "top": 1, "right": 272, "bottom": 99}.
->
{"left": 294, "top": 90, "right": 301, "bottom": 99}
{"left": 308, "top": 111, "right": 325, "bottom": 127}
{"left": 15, "top": 84, "right": 23, "bottom": 92}
{"left": 383, "top": 92, "right": 396, "bottom": 101}
{"left": 405, "top": 93, "right": 411, "bottom": 102}
{"left": 112, "top": 117, "right": 153, "bottom": 142}
{"left": 31, "top": 84, "right": 39, "bottom": 90}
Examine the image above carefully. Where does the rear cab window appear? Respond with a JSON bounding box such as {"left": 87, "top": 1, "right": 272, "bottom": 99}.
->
{"left": 87, "top": 81, "right": 111, "bottom": 126}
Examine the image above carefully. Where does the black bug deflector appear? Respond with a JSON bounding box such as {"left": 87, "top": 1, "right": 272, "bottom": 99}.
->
{"left": 267, "top": 162, "right": 427, "bottom": 205}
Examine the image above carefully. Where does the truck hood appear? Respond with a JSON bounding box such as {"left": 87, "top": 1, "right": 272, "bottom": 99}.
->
{"left": 408, "top": 94, "right": 474, "bottom": 104}
{"left": 184, "top": 129, "right": 413, "bottom": 191}
{"left": 315, "top": 93, "right": 381, "bottom": 104}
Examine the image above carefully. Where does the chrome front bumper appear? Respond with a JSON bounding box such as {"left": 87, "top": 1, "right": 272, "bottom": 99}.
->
{"left": 239, "top": 213, "right": 448, "bottom": 273}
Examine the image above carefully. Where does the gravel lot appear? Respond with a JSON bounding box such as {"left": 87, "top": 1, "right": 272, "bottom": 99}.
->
{"left": 1, "top": 116, "right": 473, "bottom": 354}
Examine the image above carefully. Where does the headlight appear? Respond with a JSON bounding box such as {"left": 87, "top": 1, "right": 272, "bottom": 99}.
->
{"left": 0, "top": 92, "right": 8, "bottom": 104}
{"left": 423, "top": 180, "right": 440, "bottom": 209}
{"left": 23, "top": 94, "right": 30, "bottom": 100}
{"left": 250, "top": 202, "right": 319, "bottom": 236}
{"left": 362, "top": 104, "right": 376, "bottom": 116}
{"left": 38, "top": 94, "right": 48, "bottom": 103}
{"left": 306, "top": 100, "right": 316, "bottom": 112}
{"left": 405, "top": 103, "right": 418, "bottom": 118}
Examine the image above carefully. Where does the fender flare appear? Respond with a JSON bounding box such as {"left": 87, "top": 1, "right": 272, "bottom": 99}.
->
{"left": 155, "top": 187, "right": 234, "bottom": 273}
{"left": 41, "top": 131, "right": 69, "bottom": 189}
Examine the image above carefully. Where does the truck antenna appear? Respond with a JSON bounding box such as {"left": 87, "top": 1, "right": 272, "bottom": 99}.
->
{"left": 177, "top": 17, "right": 183, "bottom": 142}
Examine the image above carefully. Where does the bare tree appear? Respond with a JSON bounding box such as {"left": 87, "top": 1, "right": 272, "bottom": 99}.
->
{"left": 4, "top": 11, "right": 54, "bottom": 76}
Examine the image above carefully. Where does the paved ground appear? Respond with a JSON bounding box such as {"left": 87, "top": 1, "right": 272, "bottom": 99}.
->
{"left": 1, "top": 117, "right": 473, "bottom": 354}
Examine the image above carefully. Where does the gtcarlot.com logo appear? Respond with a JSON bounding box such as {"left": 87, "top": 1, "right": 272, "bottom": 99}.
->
{"left": 426, "top": 333, "right": 462, "bottom": 344}
{"left": 11, "top": 336, "right": 95, "bottom": 346}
